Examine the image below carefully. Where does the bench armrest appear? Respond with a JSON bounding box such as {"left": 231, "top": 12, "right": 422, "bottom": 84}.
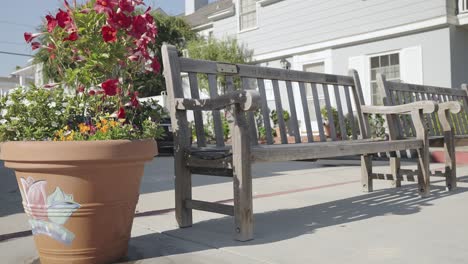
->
{"left": 438, "top": 101, "right": 463, "bottom": 132}
{"left": 174, "top": 90, "right": 261, "bottom": 112}
{"left": 361, "top": 101, "right": 438, "bottom": 115}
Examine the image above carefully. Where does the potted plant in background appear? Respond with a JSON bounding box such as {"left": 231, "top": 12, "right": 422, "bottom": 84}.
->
{"left": 0, "top": 1, "right": 164, "bottom": 263}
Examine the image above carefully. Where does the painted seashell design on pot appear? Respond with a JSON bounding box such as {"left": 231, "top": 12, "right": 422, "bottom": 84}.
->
{"left": 20, "top": 176, "right": 80, "bottom": 245}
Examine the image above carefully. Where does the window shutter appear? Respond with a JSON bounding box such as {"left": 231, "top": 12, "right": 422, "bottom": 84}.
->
{"left": 348, "top": 55, "right": 370, "bottom": 105}
{"left": 400, "top": 46, "right": 423, "bottom": 84}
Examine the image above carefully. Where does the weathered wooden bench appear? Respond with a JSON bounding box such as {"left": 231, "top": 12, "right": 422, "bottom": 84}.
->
{"left": 378, "top": 73, "right": 463, "bottom": 191}
{"left": 161, "top": 44, "right": 439, "bottom": 241}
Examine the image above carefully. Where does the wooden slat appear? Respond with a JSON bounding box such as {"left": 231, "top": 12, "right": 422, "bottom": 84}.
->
{"left": 272, "top": 79, "right": 288, "bottom": 144}
{"left": 404, "top": 91, "right": 417, "bottom": 136}
{"left": 386, "top": 88, "right": 403, "bottom": 138}
{"left": 242, "top": 77, "right": 258, "bottom": 145}
{"left": 385, "top": 80, "right": 466, "bottom": 96}
{"left": 424, "top": 92, "right": 441, "bottom": 136}
{"left": 286, "top": 81, "right": 301, "bottom": 143}
{"left": 251, "top": 139, "right": 423, "bottom": 162}
{"left": 322, "top": 84, "right": 337, "bottom": 141}
{"left": 394, "top": 91, "right": 411, "bottom": 137}
{"left": 257, "top": 79, "right": 274, "bottom": 144}
{"left": 189, "top": 167, "right": 233, "bottom": 177}
{"left": 333, "top": 85, "right": 348, "bottom": 140}
{"left": 344, "top": 86, "right": 357, "bottom": 140}
{"left": 415, "top": 92, "right": 434, "bottom": 137}
{"left": 179, "top": 58, "right": 355, "bottom": 86}
{"left": 349, "top": 70, "right": 369, "bottom": 139}
{"left": 185, "top": 200, "right": 234, "bottom": 216}
{"left": 298, "top": 82, "right": 313, "bottom": 142}
{"left": 455, "top": 95, "right": 468, "bottom": 134}
{"left": 188, "top": 73, "right": 206, "bottom": 147}
{"left": 311, "top": 83, "right": 326, "bottom": 142}
{"left": 450, "top": 95, "right": 465, "bottom": 135}
{"left": 208, "top": 74, "right": 225, "bottom": 147}
{"left": 440, "top": 94, "right": 458, "bottom": 135}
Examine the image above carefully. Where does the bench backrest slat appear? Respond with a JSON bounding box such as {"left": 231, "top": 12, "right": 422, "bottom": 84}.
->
{"left": 334, "top": 85, "right": 348, "bottom": 140}
{"left": 188, "top": 73, "right": 207, "bottom": 147}
{"left": 344, "top": 86, "right": 358, "bottom": 140}
{"left": 207, "top": 73, "right": 225, "bottom": 147}
{"left": 272, "top": 79, "right": 288, "bottom": 144}
{"left": 322, "top": 84, "right": 337, "bottom": 141}
{"left": 310, "top": 83, "right": 327, "bottom": 142}
{"left": 298, "top": 82, "right": 314, "bottom": 142}
{"left": 257, "top": 78, "right": 274, "bottom": 144}
{"left": 286, "top": 80, "right": 301, "bottom": 143}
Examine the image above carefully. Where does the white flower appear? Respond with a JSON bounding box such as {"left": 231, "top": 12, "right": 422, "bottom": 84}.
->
{"left": 62, "top": 102, "right": 68, "bottom": 107}
{"left": 51, "top": 121, "right": 58, "bottom": 127}
{"left": 28, "top": 117, "right": 37, "bottom": 124}
{"left": 10, "top": 117, "right": 19, "bottom": 121}
{"left": 5, "top": 100, "right": 13, "bottom": 106}
{"left": 55, "top": 111, "right": 61, "bottom": 116}
{"left": 78, "top": 103, "right": 84, "bottom": 108}
{"left": 48, "top": 102, "right": 57, "bottom": 108}
{"left": 1, "top": 109, "right": 7, "bottom": 117}
{"left": 21, "top": 99, "right": 31, "bottom": 107}
{"left": 0, "top": 119, "right": 7, "bottom": 124}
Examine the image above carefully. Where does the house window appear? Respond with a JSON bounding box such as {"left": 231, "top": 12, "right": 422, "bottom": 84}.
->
{"left": 370, "top": 53, "right": 400, "bottom": 105}
{"left": 239, "top": 0, "right": 257, "bottom": 31}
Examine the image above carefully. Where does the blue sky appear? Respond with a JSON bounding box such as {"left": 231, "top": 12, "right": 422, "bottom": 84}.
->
{"left": 0, "top": 0, "right": 186, "bottom": 76}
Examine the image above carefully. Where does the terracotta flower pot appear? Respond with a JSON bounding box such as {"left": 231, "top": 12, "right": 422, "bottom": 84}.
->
{"left": 0, "top": 139, "right": 157, "bottom": 264}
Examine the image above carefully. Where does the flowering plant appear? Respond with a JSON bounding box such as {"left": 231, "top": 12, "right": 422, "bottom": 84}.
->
{"left": 0, "top": 0, "right": 165, "bottom": 141}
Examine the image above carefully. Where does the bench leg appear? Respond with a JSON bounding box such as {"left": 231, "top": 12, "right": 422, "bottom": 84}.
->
{"left": 390, "top": 157, "right": 401, "bottom": 188}
{"left": 231, "top": 104, "right": 254, "bottom": 241}
{"left": 444, "top": 131, "right": 457, "bottom": 191}
{"left": 417, "top": 147, "right": 431, "bottom": 198}
{"left": 361, "top": 155, "right": 373, "bottom": 192}
{"left": 175, "top": 156, "right": 193, "bottom": 228}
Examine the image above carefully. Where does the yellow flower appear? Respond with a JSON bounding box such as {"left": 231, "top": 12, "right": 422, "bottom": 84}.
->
{"left": 100, "top": 125, "right": 109, "bottom": 133}
{"left": 78, "top": 123, "right": 90, "bottom": 134}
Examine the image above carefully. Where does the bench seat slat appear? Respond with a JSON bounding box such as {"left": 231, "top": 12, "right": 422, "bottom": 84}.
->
{"left": 251, "top": 139, "right": 423, "bottom": 163}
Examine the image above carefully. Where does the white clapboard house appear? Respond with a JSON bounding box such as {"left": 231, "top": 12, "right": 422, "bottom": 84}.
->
{"left": 182, "top": 0, "right": 468, "bottom": 133}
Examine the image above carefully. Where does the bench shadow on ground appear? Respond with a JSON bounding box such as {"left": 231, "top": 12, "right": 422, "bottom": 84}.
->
{"left": 123, "top": 181, "right": 468, "bottom": 263}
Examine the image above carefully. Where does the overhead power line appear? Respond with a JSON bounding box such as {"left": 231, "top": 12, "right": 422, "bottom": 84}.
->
{"left": 0, "top": 20, "right": 36, "bottom": 28}
{"left": 0, "top": 51, "right": 33, "bottom": 57}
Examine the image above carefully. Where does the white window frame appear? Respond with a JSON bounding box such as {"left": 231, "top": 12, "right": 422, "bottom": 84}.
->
{"left": 237, "top": 0, "right": 259, "bottom": 33}
{"left": 367, "top": 50, "right": 401, "bottom": 106}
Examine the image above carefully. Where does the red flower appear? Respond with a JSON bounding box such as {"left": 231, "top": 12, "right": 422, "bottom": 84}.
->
{"left": 56, "top": 9, "right": 72, "bottom": 28}
{"left": 131, "top": 15, "right": 147, "bottom": 38}
{"left": 94, "top": 0, "right": 117, "bottom": 14}
{"left": 151, "top": 58, "right": 161, "bottom": 73}
{"left": 31, "top": 42, "right": 41, "bottom": 50}
{"left": 45, "top": 15, "right": 58, "bottom": 33}
{"left": 77, "top": 85, "right": 85, "bottom": 93}
{"left": 131, "top": 92, "right": 140, "bottom": 108}
{"left": 63, "top": 31, "right": 79, "bottom": 41}
{"left": 101, "top": 79, "right": 119, "bottom": 96}
{"left": 119, "top": 0, "right": 135, "bottom": 13}
{"left": 108, "top": 11, "right": 132, "bottom": 29}
{"left": 24, "top": 32, "right": 42, "bottom": 43}
{"left": 101, "top": 25, "right": 117, "bottom": 42}
{"left": 117, "top": 107, "right": 126, "bottom": 119}
{"left": 89, "top": 90, "right": 96, "bottom": 96}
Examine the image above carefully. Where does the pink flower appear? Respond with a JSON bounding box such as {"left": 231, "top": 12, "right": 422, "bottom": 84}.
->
{"left": 94, "top": 0, "right": 117, "bottom": 14}
{"left": 24, "top": 32, "right": 42, "bottom": 43}
{"left": 108, "top": 11, "right": 132, "bottom": 29}
{"left": 101, "top": 25, "right": 117, "bottom": 42}
{"left": 31, "top": 42, "right": 41, "bottom": 50}
{"left": 131, "top": 15, "right": 148, "bottom": 38}
{"left": 56, "top": 9, "right": 72, "bottom": 28}
{"left": 151, "top": 58, "right": 161, "bottom": 74}
{"left": 101, "top": 79, "right": 119, "bottom": 96}
{"left": 130, "top": 91, "right": 140, "bottom": 107}
{"left": 45, "top": 15, "right": 58, "bottom": 33}
{"left": 117, "top": 107, "right": 126, "bottom": 119}
{"left": 89, "top": 90, "right": 96, "bottom": 96}
{"left": 63, "top": 31, "right": 79, "bottom": 41}
{"left": 20, "top": 177, "right": 48, "bottom": 221}
{"left": 119, "top": 0, "right": 135, "bottom": 13}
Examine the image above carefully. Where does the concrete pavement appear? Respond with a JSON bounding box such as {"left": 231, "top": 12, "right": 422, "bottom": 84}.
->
{"left": 1, "top": 158, "right": 468, "bottom": 263}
